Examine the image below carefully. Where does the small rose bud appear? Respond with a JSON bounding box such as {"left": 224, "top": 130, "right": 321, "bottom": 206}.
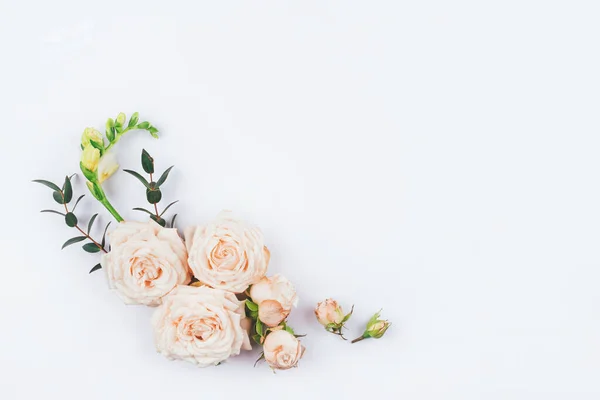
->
{"left": 250, "top": 274, "right": 298, "bottom": 328}
{"left": 97, "top": 152, "right": 120, "bottom": 184}
{"left": 263, "top": 330, "right": 305, "bottom": 370}
{"left": 315, "top": 299, "right": 353, "bottom": 340}
{"left": 352, "top": 310, "right": 391, "bottom": 344}
{"left": 115, "top": 112, "right": 126, "bottom": 127}
{"left": 81, "top": 145, "right": 100, "bottom": 173}
{"left": 81, "top": 127, "right": 104, "bottom": 148}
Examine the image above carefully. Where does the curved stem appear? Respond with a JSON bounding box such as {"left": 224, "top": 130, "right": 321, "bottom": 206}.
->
{"left": 100, "top": 197, "right": 124, "bottom": 222}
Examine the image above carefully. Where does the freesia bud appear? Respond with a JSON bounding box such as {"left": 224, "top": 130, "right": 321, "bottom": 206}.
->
{"left": 115, "top": 112, "right": 126, "bottom": 126}
{"left": 315, "top": 299, "right": 353, "bottom": 339}
{"left": 351, "top": 310, "right": 391, "bottom": 344}
{"left": 98, "top": 152, "right": 119, "bottom": 184}
{"left": 81, "top": 127, "right": 104, "bottom": 148}
{"left": 81, "top": 145, "right": 100, "bottom": 173}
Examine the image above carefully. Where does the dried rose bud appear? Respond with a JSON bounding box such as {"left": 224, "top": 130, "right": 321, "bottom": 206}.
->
{"left": 315, "top": 299, "right": 353, "bottom": 339}
{"left": 352, "top": 310, "right": 391, "bottom": 344}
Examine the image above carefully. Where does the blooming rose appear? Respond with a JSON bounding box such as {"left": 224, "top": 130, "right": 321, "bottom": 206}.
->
{"left": 315, "top": 299, "right": 345, "bottom": 326}
{"left": 263, "top": 330, "right": 305, "bottom": 370}
{"left": 185, "top": 211, "right": 270, "bottom": 293}
{"left": 152, "top": 285, "right": 252, "bottom": 367}
{"left": 250, "top": 274, "right": 298, "bottom": 327}
{"left": 102, "top": 221, "right": 191, "bottom": 306}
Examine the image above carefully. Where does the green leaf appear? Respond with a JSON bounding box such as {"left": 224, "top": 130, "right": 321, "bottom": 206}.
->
{"left": 87, "top": 213, "right": 98, "bottom": 234}
{"left": 141, "top": 149, "right": 154, "bottom": 174}
{"left": 148, "top": 126, "right": 159, "bottom": 136}
{"left": 255, "top": 320, "right": 264, "bottom": 337}
{"left": 101, "top": 222, "right": 111, "bottom": 248}
{"left": 41, "top": 209, "right": 66, "bottom": 217}
{"left": 89, "top": 263, "right": 102, "bottom": 274}
{"left": 80, "top": 162, "right": 97, "bottom": 181}
{"left": 33, "top": 179, "right": 61, "bottom": 191}
{"left": 246, "top": 299, "right": 259, "bottom": 312}
{"left": 170, "top": 214, "right": 178, "bottom": 229}
{"left": 150, "top": 214, "right": 166, "bottom": 227}
{"left": 89, "top": 139, "right": 105, "bottom": 155}
{"left": 123, "top": 169, "right": 151, "bottom": 189}
{"left": 156, "top": 166, "right": 174, "bottom": 187}
{"left": 83, "top": 243, "right": 101, "bottom": 253}
{"left": 62, "top": 176, "right": 73, "bottom": 203}
{"left": 285, "top": 325, "right": 296, "bottom": 335}
{"left": 133, "top": 207, "right": 154, "bottom": 215}
{"left": 137, "top": 121, "right": 150, "bottom": 129}
{"left": 146, "top": 188, "right": 162, "bottom": 204}
{"left": 128, "top": 112, "right": 139, "bottom": 128}
{"left": 65, "top": 212, "right": 78, "bottom": 227}
{"left": 53, "top": 191, "right": 65, "bottom": 204}
{"left": 62, "top": 236, "right": 86, "bottom": 249}
{"left": 106, "top": 118, "right": 116, "bottom": 141}
{"left": 252, "top": 334, "right": 262, "bottom": 346}
{"left": 72, "top": 195, "right": 85, "bottom": 212}
{"left": 160, "top": 200, "right": 179, "bottom": 217}
{"left": 342, "top": 305, "right": 355, "bottom": 324}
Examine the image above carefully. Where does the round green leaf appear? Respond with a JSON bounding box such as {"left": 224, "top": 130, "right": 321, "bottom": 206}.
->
{"left": 146, "top": 188, "right": 162, "bottom": 204}
{"left": 53, "top": 191, "right": 64, "bottom": 204}
{"left": 65, "top": 212, "right": 78, "bottom": 227}
{"left": 82, "top": 243, "right": 101, "bottom": 253}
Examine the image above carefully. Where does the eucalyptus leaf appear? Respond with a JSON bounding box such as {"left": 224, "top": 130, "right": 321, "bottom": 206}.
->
{"left": 62, "top": 236, "right": 86, "bottom": 249}
{"left": 83, "top": 243, "right": 101, "bottom": 253}
{"left": 65, "top": 212, "right": 78, "bottom": 227}
{"left": 170, "top": 214, "right": 178, "bottom": 229}
{"left": 146, "top": 188, "right": 162, "bottom": 204}
{"left": 53, "top": 191, "right": 65, "bottom": 204}
{"left": 89, "top": 263, "right": 102, "bottom": 274}
{"left": 40, "top": 209, "right": 66, "bottom": 217}
{"left": 63, "top": 176, "right": 73, "bottom": 203}
{"left": 101, "top": 222, "right": 111, "bottom": 248}
{"left": 123, "top": 169, "right": 151, "bottom": 189}
{"left": 133, "top": 207, "right": 154, "bottom": 215}
{"left": 32, "top": 179, "right": 61, "bottom": 191}
{"left": 150, "top": 214, "right": 166, "bottom": 227}
{"left": 72, "top": 195, "right": 85, "bottom": 212}
{"left": 160, "top": 200, "right": 179, "bottom": 217}
{"left": 156, "top": 166, "right": 174, "bottom": 187}
{"left": 87, "top": 213, "right": 98, "bottom": 234}
{"left": 141, "top": 149, "right": 154, "bottom": 174}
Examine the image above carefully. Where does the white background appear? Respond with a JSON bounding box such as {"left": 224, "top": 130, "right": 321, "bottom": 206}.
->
{"left": 1, "top": 1, "right": 599, "bottom": 398}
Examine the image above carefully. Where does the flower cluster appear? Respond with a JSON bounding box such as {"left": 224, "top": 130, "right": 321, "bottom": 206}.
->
{"left": 34, "top": 112, "right": 305, "bottom": 370}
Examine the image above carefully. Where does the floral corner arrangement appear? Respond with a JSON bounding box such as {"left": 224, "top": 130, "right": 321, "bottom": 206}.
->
{"left": 34, "top": 112, "right": 390, "bottom": 371}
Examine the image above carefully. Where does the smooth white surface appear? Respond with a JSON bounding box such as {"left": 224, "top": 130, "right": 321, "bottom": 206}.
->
{"left": 1, "top": 1, "right": 600, "bottom": 398}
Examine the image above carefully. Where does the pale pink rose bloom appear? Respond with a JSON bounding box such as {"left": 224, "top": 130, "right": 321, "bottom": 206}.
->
{"left": 250, "top": 274, "right": 298, "bottom": 327}
{"left": 152, "top": 285, "right": 252, "bottom": 367}
{"left": 263, "top": 330, "right": 305, "bottom": 370}
{"left": 102, "top": 221, "right": 191, "bottom": 306}
{"left": 315, "top": 299, "right": 345, "bottom": 326}
{"left": 185, "top": 211, "right": 270, "bottom": 293}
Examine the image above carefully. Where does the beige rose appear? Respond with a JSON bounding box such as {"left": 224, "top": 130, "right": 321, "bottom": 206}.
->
{"left": 250, "top": 274, "right": 298, "bottom": 327}
{"left": 152, "top": 285, "right": 252, "bottom": 367}
{"left": 263, "top": 330, "right": 305, "bottom": 370}
{"left": 185, "top": 211, "right": 270, "bottom": 293}
{"left": 315, "top": 299, "right": 345, "bottom": 326}
{"left": 102, "top": 221, "right": 191, "bottom": 306}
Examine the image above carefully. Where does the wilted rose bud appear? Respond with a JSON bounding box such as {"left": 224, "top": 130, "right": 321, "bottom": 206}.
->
{"left": 81, "top": 127, "right": 104, "bottom": 148}
{"left": 81, "top": 145, "right": 100, "bottom": 173}
{"left": 352, "top": 310, "right": 391, "bottom": 344}
{"left": 98, "top": 152, "right": 119, "bottom": 184}
{"left": 315, "top": 299, "right": 353, "bottom": 339}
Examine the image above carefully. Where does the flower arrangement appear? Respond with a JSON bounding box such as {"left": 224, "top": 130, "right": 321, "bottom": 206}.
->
{"left": 34, "top": 112, "right": 390, "bottom": 371}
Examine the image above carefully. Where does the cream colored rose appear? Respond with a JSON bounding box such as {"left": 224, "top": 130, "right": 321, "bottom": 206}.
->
{"left": 185, "top": 211, "right": 270, "bottom": 293}
{"left": 263, "top": 330, "right": 305, "bottom": 370}
{"left": 102, "top": 221, "right": 191, "bottom": 306}
{"left": 250, "top": 274, "right": 298, "bottom": 327}
{"left": 152, "top": 285, "right": 252, "bottom": 367}
{"left": 315, "top": 299, "right": 345, "bottom": 326}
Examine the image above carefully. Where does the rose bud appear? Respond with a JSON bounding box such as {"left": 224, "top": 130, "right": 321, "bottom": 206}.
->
{"left": 351, "top": 310, "right": 391, "bottom": 344}
{"left": 315, "top": 299, "right": 353, "bottom": 339}
{"left": 250, "top": 274, "right": 298, "bottom": 328}
{"left": 81, "top": 127, "right": 104, "bottom": 148}
{"left": 263, "top": 330, "right": 305, "bottom": 370}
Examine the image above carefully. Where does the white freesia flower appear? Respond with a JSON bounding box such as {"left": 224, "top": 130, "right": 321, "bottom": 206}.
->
{"left": 152, "top": 285, "right": 252, "bottom": 367}
{"left": 98, "top": 152, "right": 119, "bottom": 184}
{"left": 250, "top": 274, "right": 298, "bottom": 327}
{"left": 185, "top": 211, "right": 270, "bottom": 293}
{"left": 102, "top": 221, "right": 191, "bottom": 306}
{"left": 263, "top": 330, "right": 305, "bottom": 370}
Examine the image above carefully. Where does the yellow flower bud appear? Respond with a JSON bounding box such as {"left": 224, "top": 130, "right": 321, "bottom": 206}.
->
{"left": 81, "top": 145, "right": 100, "bottom": 173}
{"left": 115, "top": 112, "right": 126, "bottom": 126}
{"left": 81, "top": 128, "right": 104, "bottom": 148}
{"left": 98, "top": 152, "right": 120, "bottom": 184}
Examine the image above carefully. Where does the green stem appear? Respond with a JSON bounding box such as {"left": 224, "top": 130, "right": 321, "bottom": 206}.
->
{"left": 105, "top": 128, "right": 131, "bottom": 152}
{"left": 351, "top": 334, "right": 369, "bottom": 344}
{"left": 96, "top": 185, "right": 124, "bottom": 222}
